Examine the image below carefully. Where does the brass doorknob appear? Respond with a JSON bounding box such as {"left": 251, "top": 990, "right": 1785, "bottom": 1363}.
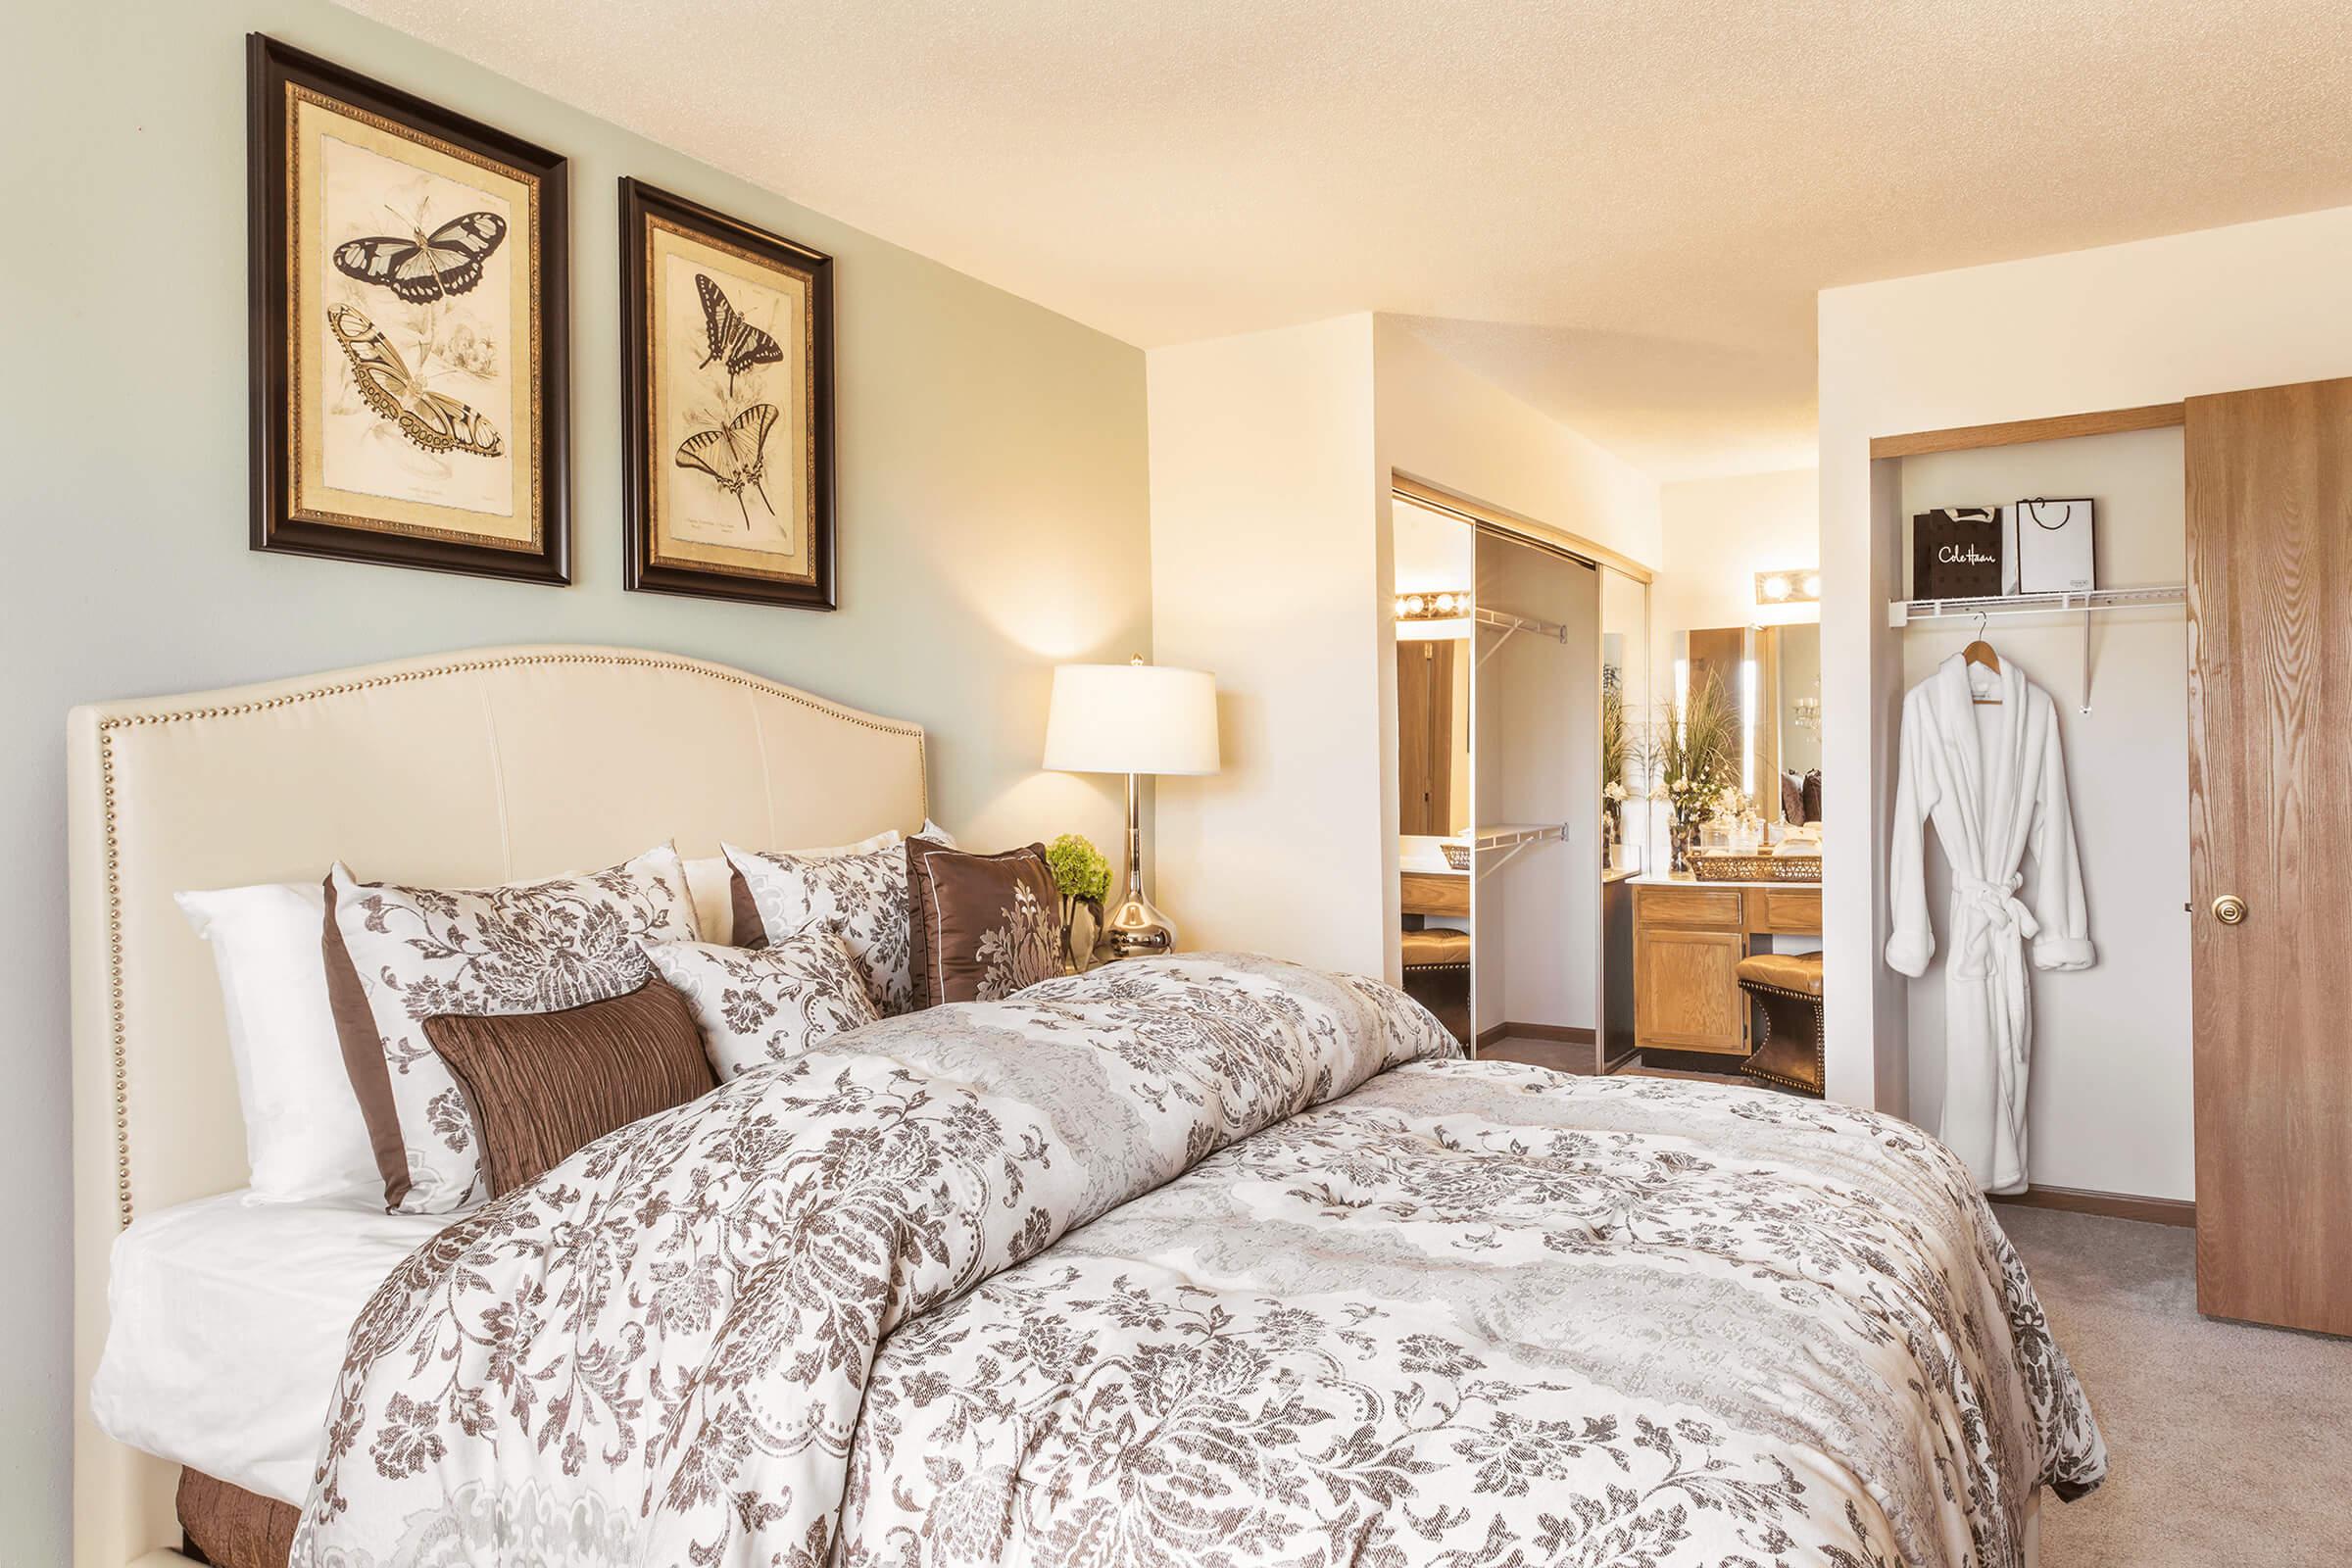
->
{"left": 2212, "top": 894, "right": 2248, "bottom": 926}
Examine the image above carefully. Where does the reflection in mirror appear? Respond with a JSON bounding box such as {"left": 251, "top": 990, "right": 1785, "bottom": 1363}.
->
{"left": 1396, "top": 635, "right": 1471, "bottom": 836}
{"left": 1393, "top": 495, "right": 1475, "bottom": 1048}
{"left": 1678, "top": 622, "right": 1823, "bottom": 826}
{"left": 1766, "top": 622, "right": 1822, "bottom": 826}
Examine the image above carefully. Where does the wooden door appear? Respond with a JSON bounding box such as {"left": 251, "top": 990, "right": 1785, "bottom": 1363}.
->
{"left": 2185, "top": 379, "right": 2352, "bottom": 1336}
{"left": 1396, "top": 641, "right": 1456, "bottom": 836}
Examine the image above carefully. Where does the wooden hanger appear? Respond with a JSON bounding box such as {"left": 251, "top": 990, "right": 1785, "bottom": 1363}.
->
{"left": 1963, "top": 612, "right": 2003, "bottom": 703}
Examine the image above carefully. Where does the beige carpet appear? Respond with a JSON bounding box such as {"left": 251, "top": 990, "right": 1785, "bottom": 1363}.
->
{"left": 2000, "top": 1206, "right": 2352, "bottom": 1565}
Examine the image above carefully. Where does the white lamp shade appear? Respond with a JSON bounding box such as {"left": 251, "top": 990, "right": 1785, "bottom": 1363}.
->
{"left": 1044, "top": 662, "right": 1220, "bottom": 776}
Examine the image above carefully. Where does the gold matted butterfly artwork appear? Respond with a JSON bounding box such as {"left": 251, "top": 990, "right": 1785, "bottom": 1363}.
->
{"left": 248, "top": 35, "right": 569, "bottom": 584}
{"left": 621, "top": 179, "right": 835, "bottom": 610}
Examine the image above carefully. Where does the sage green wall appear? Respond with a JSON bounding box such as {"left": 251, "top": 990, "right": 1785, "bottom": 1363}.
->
{"left": 0, "top": 4, "right": 1150, "bottom": 1553}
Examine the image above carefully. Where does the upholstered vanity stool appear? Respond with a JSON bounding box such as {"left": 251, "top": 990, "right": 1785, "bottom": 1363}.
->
{"left": 1733, "top": 953, "right": 1825, "bottom": 1097}
{"left": 1400, "top": 929, "right": 1471, "bottom": 1046}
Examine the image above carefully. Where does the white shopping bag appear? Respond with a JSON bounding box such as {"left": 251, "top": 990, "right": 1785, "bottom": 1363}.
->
{"left": 2013, "top": 497, "right": 2095, "bottom": 593}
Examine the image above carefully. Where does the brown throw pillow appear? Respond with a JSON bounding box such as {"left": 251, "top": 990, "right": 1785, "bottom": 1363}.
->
{"left": 906, "top": 840, "right": 1063, "bottom": 1009}
{"left": 420, "top": 976, "right": 716, "bottom": 1200}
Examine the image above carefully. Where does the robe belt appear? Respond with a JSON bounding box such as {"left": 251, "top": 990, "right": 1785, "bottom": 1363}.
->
{"left": 1952, "top": 874, "right": 2038, "bottom": 980}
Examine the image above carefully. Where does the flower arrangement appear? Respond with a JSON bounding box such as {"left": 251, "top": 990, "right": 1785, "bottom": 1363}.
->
{"left": 1636, "top": 674, "right": 1740, "bottom": 822}
{"left": 1045, "top": 833, "right": 1111, "bottom": 904}
{"left": 1600, "top": 668, "right": 1629, "bottom": 849}
{"left": 1044, "top": 833, "right": 1111, "bottom": 969}
{"left": 1633, "top": 672, "right": 1741, "bottom": 875}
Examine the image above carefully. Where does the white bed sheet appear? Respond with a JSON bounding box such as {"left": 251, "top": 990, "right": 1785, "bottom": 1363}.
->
{"left": 91, "top": 1190, "right": 450, "bottom": 1505}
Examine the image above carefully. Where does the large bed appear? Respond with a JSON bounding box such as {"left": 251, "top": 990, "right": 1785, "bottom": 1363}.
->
{"left": 70, "top": 646, "right": 2100, "bottom": 1567}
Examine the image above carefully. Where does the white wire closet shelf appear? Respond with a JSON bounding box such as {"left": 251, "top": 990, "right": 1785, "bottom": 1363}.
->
{"left": 1885, "top": 584, "right": 2185, "bottom": 626}
{"left": 1472, "top": 606, "right": 1569, "bottom": 666}
{"left": 1471, "top": 823, "right": 1567, "bottom": 850}
{"left": 1470, "top": 822, "right": 1567, "bottom": 876}
{"left": 1886, "top": 585, "right": 2187, "bottom": 714}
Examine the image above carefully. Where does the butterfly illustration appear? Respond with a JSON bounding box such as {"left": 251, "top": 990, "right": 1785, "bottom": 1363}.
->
{"left": 334, "top": 210, "right": 507, "bottom": 305}
{"left": 328, "top": 303, "right": 503, "bottom": 459}
{"left": 695, "top": 274, "right": 783, "bottom": 389}
{"left": 675, "top": 403, "right": 778, "bottom": 526}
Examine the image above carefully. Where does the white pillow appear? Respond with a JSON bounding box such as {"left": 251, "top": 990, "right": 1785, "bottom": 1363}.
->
{"left": 642, "top": 931, "right": 880, "bottom": 1079}
{"left": 175, "top": 882, "right": 380, "bottom": 1205}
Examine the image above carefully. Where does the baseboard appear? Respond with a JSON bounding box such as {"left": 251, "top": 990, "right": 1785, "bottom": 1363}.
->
{"left": 1989, "top": 1183, "right": 2195, "bottom": 1229}
{"left": 1476, "top": 1022, "right": 1597, "bottom": 1050}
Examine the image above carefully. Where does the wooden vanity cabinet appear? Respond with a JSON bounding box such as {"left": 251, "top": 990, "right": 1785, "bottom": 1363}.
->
{"left": 1632, "top": 881, "right": 1820, "bottom": 1057}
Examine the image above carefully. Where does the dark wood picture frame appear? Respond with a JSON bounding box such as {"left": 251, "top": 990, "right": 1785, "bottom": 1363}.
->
{"left": 247, "top": 34, "right": 570, "bottom": 584}
{"left": 619, "top": 178, "right": 837, "bottom": 610}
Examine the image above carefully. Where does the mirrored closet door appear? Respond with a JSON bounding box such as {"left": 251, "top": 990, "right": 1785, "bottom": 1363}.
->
{"left": 1394, "top": 496, "right": 1476, "bottom": 1046}
{"left": 1391, "top": 486, "right": 1633, "bottom": 1072}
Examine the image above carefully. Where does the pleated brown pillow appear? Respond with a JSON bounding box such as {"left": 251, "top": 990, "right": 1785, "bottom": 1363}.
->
{"left": 421, "top": 976, "right": 717, "bottom": 1200}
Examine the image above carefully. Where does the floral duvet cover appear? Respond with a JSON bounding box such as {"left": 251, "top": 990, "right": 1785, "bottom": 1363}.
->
{"left": 296, "top": 955, "right": 2102, "bottom": 1568}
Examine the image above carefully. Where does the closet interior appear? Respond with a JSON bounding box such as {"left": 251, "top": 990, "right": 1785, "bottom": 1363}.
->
{"left": 1871, "top": 384, "right": 2351, "bottom": 1338}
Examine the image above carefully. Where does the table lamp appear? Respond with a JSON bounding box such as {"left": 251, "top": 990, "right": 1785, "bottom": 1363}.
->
{"left": 1044, "top": 656, "right": 1220, "bottom": 958}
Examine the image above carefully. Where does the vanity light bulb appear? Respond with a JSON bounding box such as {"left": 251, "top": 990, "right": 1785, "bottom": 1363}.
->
{"left": 1801, "top": 572, "right": 1822, "bottom": 599}
{"left": 1761, "top": 575, "right": 1790, "bottom": 601}
{"left": 1405, "top": 596, "right": 1425, "bottom": 616}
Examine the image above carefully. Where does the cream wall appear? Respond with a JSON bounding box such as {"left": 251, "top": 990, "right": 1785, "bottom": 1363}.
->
{"left": 1148, "top": 317, "right": 1385, "bottom": 972}
{"left": 1818, "top": 203, "right": 2352, "bottom": 1177}
{"left": 1373, "top": 320, "right": 1664, "bottom": 570}
{"left": 0, "top": 4, "right": 1150, "bottom": 1556}
{"left": 1652, "top": 467, "right": 1820, "bottom": 669}
{"left": 1148, "top": 314, "right": 1662, "bottom": 986}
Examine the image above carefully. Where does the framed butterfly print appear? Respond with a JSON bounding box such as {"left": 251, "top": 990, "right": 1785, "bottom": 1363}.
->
{"left": 247, "top": 34, "right": 569, "bottom": 583}
{"left": 619, "top": 178, "right": 836, "bottom": 610}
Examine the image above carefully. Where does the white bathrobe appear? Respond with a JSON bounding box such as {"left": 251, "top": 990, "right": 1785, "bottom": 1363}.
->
{"left": 1886, "top": 655, "right": 2094, "bottom": 1193}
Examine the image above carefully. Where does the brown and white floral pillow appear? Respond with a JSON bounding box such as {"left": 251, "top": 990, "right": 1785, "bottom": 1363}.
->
{"left": 906, "top": 840, "right": 1063, "bottom": 1009}
{"left": 323, "top": 846, "right": 699, "bottom": 1213}
{"left": 640, "top": 930, "right": 880, "bottom": 1080}
{"left": 723, "top": 840, "right": 915, "bottom": 1014}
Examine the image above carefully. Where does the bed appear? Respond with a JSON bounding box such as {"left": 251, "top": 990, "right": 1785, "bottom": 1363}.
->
{"left": 70, "top": 645, "right": 2099, "bottom": 1567}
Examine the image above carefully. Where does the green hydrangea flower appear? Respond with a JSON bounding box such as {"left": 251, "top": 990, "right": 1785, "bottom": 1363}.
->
{"left": 1045, "top": 833, "right": 1111, "bottom": 903}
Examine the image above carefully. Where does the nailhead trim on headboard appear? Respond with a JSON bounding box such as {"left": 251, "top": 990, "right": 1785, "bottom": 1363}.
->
{"left": 95, "top": 649, "right": 929, "bottom": 1228}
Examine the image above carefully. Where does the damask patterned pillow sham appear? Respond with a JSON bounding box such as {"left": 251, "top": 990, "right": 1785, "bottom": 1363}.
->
{"left": 906, "top": 839, "right": 1063, "bottom": 1008}
{"left": 723, "top": 840, "right": 916, "bottom": 1013}
{"left": 323, "top": 846, "right": 700, "bottom": 1213}
{"left": 717, "top": 828, "right": 903, "bottom": 951}
{"left": 640, "top": 929, "right": 881, "bottom": 1079}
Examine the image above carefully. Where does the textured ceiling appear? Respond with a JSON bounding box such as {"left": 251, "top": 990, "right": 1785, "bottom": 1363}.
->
{"left": 339, "top": 0, "right": 2352, "bottom": 479}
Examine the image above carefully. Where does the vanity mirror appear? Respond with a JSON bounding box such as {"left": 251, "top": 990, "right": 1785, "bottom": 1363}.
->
{"left": 1680, "top": 621, "right": 1822, "bottom": 826}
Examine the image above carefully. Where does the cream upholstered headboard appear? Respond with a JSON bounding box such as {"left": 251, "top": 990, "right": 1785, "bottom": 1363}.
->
{"left": 66, "top": 645, "right": 927, "bottom": 1568}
